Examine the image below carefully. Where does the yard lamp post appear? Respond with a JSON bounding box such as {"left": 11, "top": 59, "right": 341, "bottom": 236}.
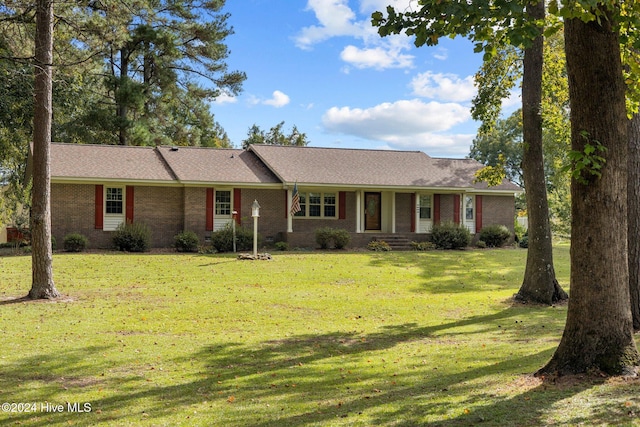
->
{"left": 251, "top": 200, "right": 260, "bottom": 257}
{"left": 232, "top": 210, "right": 238, "bottom": 253}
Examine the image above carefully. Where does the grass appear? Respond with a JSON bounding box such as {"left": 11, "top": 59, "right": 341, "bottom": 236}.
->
{"left": 1, "top": 243, "right": 640, "bottom": 426}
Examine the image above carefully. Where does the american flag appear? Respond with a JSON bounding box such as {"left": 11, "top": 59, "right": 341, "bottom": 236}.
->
{"left": 290, "top": 182, "right": 301, "bottom": 216}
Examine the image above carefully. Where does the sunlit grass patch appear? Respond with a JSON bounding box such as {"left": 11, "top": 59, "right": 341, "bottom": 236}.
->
{"left": 1, "top": 246, "right": 638, "bottom": 426}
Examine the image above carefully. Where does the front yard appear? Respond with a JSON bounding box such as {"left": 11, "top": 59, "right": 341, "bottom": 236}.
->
{"left": 1, "top": 245, "right": 640, "bottom": 426}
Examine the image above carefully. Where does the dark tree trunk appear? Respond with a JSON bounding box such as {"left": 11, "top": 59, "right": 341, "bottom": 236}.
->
{"left": 29, "top": 0, "right": 59, "bottom": 299}
{"left": 629, "top": 113, "right": 640, "bottom": 330}
{"left": 538, "top": 11, "right": 639, "bottom": 375}
{"left": 515, "top": 0, "right": 567, "bottom": 305}
{"left": 117, "top": 48, "right": 129, "bottom": 146}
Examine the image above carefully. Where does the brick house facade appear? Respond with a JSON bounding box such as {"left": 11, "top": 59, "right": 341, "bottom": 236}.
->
{"left": 42, "top": 143, "right": 521, "bottom": 249}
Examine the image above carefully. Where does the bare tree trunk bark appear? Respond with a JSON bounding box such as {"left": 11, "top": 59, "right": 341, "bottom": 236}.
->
{"left": 515, "top": 0, "right": 567, "bottom": 305}
{"left": 538, "top": 10, "right": 638, "bottom": 375}
{"left": 29, "top": 0, "right": 59, "bottom": 299}
{"left": 629, "top": 113, "right": 640, "bottom": 329}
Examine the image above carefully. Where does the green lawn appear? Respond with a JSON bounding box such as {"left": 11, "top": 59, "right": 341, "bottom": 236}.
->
{"left": 1, "top": 244, "right": 639, "bottom": 426}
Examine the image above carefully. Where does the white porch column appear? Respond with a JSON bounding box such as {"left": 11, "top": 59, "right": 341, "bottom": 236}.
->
{"left": 355, "top": 191, "right": 362, "bottom": 232}
{"left": 287, "top": 188, "right": 293, "bottom": 233}
{"left": 391, "top": 192, "right": 396, "bottom": 233}
{"left": 414, "top": 192, "right": 420, "bottom": 234}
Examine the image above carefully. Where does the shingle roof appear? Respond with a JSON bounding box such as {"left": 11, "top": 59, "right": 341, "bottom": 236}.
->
{"left": 249, "top": 144, "right": 521, "bottom": 191}
{"left": 50, "top": 143, "right": 176, "bottom": 182}
{"left": 48, "top": 142, "right": 521, "bottom": 192}
{"left": 155, "top": 146, "right": 280, "bottom": 184}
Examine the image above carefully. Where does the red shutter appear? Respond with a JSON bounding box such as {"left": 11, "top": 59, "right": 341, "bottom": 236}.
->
{"left": 206, "top": 188, "right": 214, "bottom": 231}
{"left": 453, "top": 195, "right": 461, "bottom": 224}
{"left": 410, "top": 193, "right": 416, "bottom": 232}
{"left": 339, "top": 191, "right": 346, "bottom": 219}
{"left": 95, "top": 185, "right": 104, "bottom": 229}
{"left": 233, "top": 188, "right": 242, "bottom": 225}
{"left": 285, "top": 190, "right": 289, "bottom": 218}
{"left": 475, "top": 195, "right": 483, "bottom": 232}
{"left": 434, "top": 194, "right": 440, "bottom": 225}
{"left": 125, "top": 186, "right": 134, "bottom": 224}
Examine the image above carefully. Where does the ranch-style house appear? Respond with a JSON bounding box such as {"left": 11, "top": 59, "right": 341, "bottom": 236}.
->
{"left": 39, "top": 143, "right": 521, "bottom": 249}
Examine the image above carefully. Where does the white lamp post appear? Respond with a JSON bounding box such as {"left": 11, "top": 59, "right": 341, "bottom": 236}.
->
{"left": 251, "top": 200, "right": 260, "bottom": 257}
{"left": 232, "top": 210, "right": 238, "bottom": 253}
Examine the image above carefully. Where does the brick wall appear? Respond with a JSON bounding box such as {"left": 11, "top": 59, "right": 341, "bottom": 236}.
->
{"left": 183, "top": 187, "right": 208, "bottom": 242}
{"left": 239, "top": 189, "right": 288, "bottom": 242}
{"left": 52, "top": 183, "right": 185, "bottom": 249}
{"left": 51, "top": 183, "right": 112, "bottom": 248}
{"left": 134, "top": 186, "right": 184, "bottom": 247}
{"left": 439, "top": 194, "right": 455, "bottom": 223}
{"left": 481, "top": 195, "right": 515, "bottom": 233}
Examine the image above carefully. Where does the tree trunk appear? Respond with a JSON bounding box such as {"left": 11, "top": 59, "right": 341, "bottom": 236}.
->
{"left": 538, "top": 11, "right": 639, "bottom": 375}
{"left": 117, "top": 48, "right": 129, "bottom": 146}
{"left": 629, "top": 113, "right": 640, "bottom": 329}
{"left": 29, "top": 0, "right": 59, "bottom": 299}
{"left": 515, "top": 0, "right": 567, "bottom": 305}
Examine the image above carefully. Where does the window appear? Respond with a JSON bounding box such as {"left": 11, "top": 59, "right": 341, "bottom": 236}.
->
{"left": 324, "top": 194, "right": 336, "bottom": 217}
{"left": 106, "top": 187, "right": 123, "bottom": 214}
{"left": 308, "top": 192, "right": 321, "bottom": 217}
{"left": 419, "top": 195, "right": 432, "bottom": 219}
{"left": 465, "top": 195, "right": 474, "bottom": 220}
{"left": 215, "top": 190, "right": 231, "bottom": 216}
{"left": 294, "top": 192, "right": 337, "bottom": 218}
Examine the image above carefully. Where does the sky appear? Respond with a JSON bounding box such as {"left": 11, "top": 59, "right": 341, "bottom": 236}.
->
{"left": 212, "top": 0, "right": 520, "bottom": 158}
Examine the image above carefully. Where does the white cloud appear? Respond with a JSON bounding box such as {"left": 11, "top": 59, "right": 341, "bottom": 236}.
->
{"left": 212, "top": 92, "right": 238, "bottom": 105}
{"left": 410, "top": 72, "right": 476, "bottom": 103}
{"left": 340, "top": 44, "right": 413, "bottom": 70}
{"left": 501, "top": 89, "right": 521, "bottom": 110}
{"left": 433, "top": 47, "right": 448, "bottom": 61}
{"left": 322, "top": 99, "right": 470, "bottom": 146}
{"left": 262, "top": 90, "right": 291, "bottom": 108}
{"left": 381, "top": 133, "right": 476, "bottom": 157}
{"left": 295, "top": 0, "right": 415, "bottom": 70}
{"left": 294, "top": 0, "right": 360, "bottom": 49}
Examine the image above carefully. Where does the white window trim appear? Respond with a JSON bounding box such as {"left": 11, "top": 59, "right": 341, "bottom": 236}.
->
{"left": 104, "top": 186, "right": 125, "bottom": 231}
{"left": 294, "top": 191, "right": 338, "bottom": 219}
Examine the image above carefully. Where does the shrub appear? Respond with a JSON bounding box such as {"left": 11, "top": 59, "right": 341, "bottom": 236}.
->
{"left": 63, "top": 233, "right": 88, "bottom": 252}
{"left": 315, "top": 227, "right": 332, "bottom": 249}
{"left": 314, "top": 227, "right": 351, "bottom": 249}
{"left": 479, "top": 224, "right": 511, "bottom": 248}
{"left": 429, "top": 222, "right": 471, "bottom": 250}
{"left": 274, "top": 241, "right": 289, "bottom": 251}
{"left": 210, "top": 222, "right": 257, "bottom": 253}
{"left": 519, "top": 236, "right": 529, "bottom": 248}
{"left": 174, "top": 231, "right": 199, "bottom": 253}
{"left": 367, "top": 240, "right": 391, "bottom": 251}
{"left": 476, "top": 240, "right": 487, "bottom": 249}
{"left": 112, "top": 222, "right": 151, "bottom": 252}
{"left": 332, "top": 228, "right": 351, "bottom": 249}
{"left": 411, "top": 241, "right": 436, "bottom": 251}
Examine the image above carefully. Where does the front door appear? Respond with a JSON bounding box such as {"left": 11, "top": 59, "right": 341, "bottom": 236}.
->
{"left": 365, "top": 192, "right": 382, "bottom": 231}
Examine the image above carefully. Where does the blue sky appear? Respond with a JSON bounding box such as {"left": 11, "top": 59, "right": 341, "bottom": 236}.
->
{"left": 212, "top": 0, "right": 519, "bottom": 158}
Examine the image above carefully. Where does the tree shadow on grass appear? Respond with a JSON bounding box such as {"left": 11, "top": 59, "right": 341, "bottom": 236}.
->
{"left": 367, "top": 250, "right": 533, "bottom": 295}
{"left": 2, "top": 305, "right": 606, "bottom": 427}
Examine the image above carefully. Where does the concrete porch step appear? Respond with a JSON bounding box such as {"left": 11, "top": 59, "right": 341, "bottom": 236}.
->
{"left": 371, "top": 234, "right": 413, "bottom": 250}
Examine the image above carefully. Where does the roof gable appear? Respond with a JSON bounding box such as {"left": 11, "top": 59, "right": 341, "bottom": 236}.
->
{"left": 155, "top": 146, "right": 280, "bottom": 184}
{"left": 249, "top": 144, "right": 521, "bottom": 191}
